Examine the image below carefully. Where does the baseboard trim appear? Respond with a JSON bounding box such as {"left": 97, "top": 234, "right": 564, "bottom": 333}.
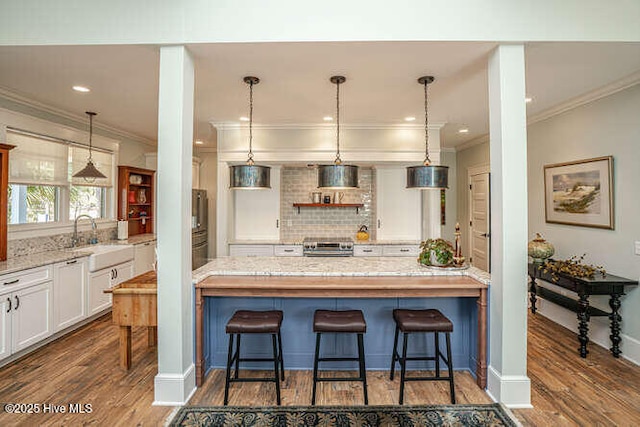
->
{"left": 536, "top": 297, "right": 640, "bottom": 366}
{"left": 486, "top": 366, "right": 532, "bottom": 408}
{"left": 153, "top": 363, "right": 197, "bottom": 406}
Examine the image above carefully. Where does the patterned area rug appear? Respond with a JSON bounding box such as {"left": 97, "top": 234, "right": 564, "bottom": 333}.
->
{"left": 169, "top": 404, "right": 520, "bottom": 426}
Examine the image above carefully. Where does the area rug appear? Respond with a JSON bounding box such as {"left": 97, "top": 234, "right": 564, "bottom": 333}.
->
{"left": 169, "top": 404, "right": 520, "bottom": 426}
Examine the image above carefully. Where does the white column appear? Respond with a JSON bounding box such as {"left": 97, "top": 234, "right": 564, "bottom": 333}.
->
{"left": 487, "top": 44, "right": 531, "bottom": 407}
{"left": 154, "top": 45, "right": 196, "bottom": 405}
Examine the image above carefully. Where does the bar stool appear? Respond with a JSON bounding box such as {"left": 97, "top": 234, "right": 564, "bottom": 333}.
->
{"left": 312, "top": 309, "right": 368, "bottom": 405}
{"left": 224, "top": 310, "right": 285, "bottom": 405}
{"left": 390, "top": 309, "right": 455, "bottom": 404}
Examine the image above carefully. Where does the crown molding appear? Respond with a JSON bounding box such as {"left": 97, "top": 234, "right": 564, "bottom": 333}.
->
{"left": 455, "top": 134, "right": 489, "bottom": 152}
{"left": 0, "top": 86, "right": 156, "bottom": 147}
{"left": 527, "top": 70, "right": 640, "bottom": 126}
{"left": 211, "top": 121, "right": 446, "bottom": 131}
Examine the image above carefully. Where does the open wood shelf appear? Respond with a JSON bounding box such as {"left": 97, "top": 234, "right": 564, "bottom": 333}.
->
{"left": 118, "top": 166, "right": 155, "bottom": 236}
{"left": 293, "top": 203, "right": 364, "bottom": 214}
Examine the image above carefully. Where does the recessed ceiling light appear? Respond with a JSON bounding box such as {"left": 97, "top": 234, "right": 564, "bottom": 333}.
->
{"left": 72, "top": 85, "right": 90, "bottom": 93}
{"left": 195, "top": 140, "right": 204, "bottom": 145}
{"left": 525, "top": 97, "right": 533, "bottom": 103}
{"left": 404, "top": 116, "right": 416, "bottom": 122}
{"left": 323, "top": 116, "right": 333, "bottom": 121}
{"left": 458, "top": 128, "right": 469, "bottom": 134}
{"left": 239, "top": 116, "right": 250, "bottom": 121}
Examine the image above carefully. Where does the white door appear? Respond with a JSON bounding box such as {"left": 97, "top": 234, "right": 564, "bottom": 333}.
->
{"left": 0, "top": 294, "right": 11, "bottom": 360}
{"left": 114, "top": 262, "right": 135, "bottom": 286}
{"left": 88, "top": 268, "right": 112, "bottom": 316}
{"left": 234, "top": 167, "right": 280, "bottom": 240}
{"left": 134, "top": 242, "right": 156, "bottom": 276}
{"left": 376, "top": 167, "right": 422, "bottom": 240}
{"left": 12, "top": 282, "right": 53, "bottom": 352}
{"left": 53, "top": 259, "right": 87, "bottom": 332}
{"left": 469, "top": 172, "right": 491, "bottom": 272}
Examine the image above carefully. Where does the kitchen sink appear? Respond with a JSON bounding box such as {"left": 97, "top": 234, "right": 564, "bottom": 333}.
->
{"left": 85, "top": 244, "right": 134, "bottom": 272}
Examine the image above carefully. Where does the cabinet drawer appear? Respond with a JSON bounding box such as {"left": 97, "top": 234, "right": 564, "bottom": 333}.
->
{"left": 1, "top": 265, "right": 52, "bottom": 292}
{"left": 274, "top": 245, "right": 302, "bottom": 257}
{"left": 382, "top": 245, "right": 420, "bottom": 257}
{"left": 229, "top": 245, "right": 274, "bottom": 257}
{"left": 354, "top": 246, "right": 383, "bottom": 257}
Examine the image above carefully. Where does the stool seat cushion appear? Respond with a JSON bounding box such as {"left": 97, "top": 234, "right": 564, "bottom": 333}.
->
{"left": 393, "top": 309, "right": 453, "bottom": 333}
{"left": 226, "top": 310, "right": 283, "bottom": 334}
{"left": 313, "top": 310, "right": 366, "bottom": 333}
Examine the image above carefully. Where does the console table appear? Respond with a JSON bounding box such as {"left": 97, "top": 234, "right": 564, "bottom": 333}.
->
{"left": 528, "top": 263, "right": 638, "bottom": 358}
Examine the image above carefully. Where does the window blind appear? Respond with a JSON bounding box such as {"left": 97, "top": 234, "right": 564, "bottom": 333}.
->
{"left": 70, "top": 145, "right": 113, "bottom": 187}
{"left": 7, "top": 130, "right": 69, "bottom": 186}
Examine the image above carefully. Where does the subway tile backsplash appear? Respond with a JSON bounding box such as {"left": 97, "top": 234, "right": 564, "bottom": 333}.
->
{"left": 280, "top": 167, "right": 376, "bottom": 241}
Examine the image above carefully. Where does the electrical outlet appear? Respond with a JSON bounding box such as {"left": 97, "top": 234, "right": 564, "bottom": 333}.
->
{"left": 635, "top": 241, "right": 640, "bottom": 256}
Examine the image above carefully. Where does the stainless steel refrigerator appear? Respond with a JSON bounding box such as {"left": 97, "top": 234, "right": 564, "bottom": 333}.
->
{"left": 192, "top": 189, "right": 208, "bottom": 270}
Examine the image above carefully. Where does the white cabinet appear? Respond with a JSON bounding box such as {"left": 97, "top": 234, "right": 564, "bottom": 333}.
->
{"left": 53, "top": 258, "right": 87, "bottom": 332}
{"left": 354, "top": 245, "right": 383, "bottom": 257}
{"left": 229, "top": 245, "right": 274, "bottom": 257}
{"left": 134, "top": 241, "right": 156, "bottom": 276}
{"left": 0, "top": 296, "right": 11, "bottom": 360}
{"left": 382, "top": 245, "right": 420, "bottom": 257}
{"left": 12, "top": 282, "right": 53, "bottom": 352}
{"left": 376, "top": 167, "right": 422, "bottom": 240}
{"left": 274, "top": 245, "right": 303, "bottom": 257}
{"left": 234, "top": 167, "right": 281, "bottom": 240}
{"left": 88, "top": 261, "right": 134, "bottom": 316}
{"left": 0, "top": 265, "right": 54, "bottom": 359}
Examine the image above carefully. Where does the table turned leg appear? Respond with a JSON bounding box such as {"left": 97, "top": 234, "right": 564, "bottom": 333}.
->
{"left": 529, "top": 276, "right": 538, "bottom": 314}
{"left": 609, "top": 294, "right": 622, "bottom": 358}
{"left": 119, "top": 326, "right": 132, "bottom": 370}
{"left": 476, "top": 288, "right": 488, "bottom": 389}
{"left": 195, "top": 287, "right": 204, "bottom": 386}
{"left": 577, "top": 292, "right": 590, "bottom": 358}
{"left": 148, "top": 326, "right": 157, "bottom": 347}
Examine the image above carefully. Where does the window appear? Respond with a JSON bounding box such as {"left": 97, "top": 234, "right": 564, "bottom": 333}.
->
{"left": 6, "top": 129, "right": 114, "bottom": 226}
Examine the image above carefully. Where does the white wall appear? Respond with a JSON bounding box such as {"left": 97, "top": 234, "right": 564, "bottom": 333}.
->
{"left": 528, "top": 84, "right": 640, "bottom": 359}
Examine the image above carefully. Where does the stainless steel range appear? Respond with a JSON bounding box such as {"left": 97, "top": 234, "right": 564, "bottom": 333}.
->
{"left": 303, "top": 237, "right": 354, "bottom": 257}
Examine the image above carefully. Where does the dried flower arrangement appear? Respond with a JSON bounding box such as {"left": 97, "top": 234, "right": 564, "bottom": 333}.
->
{"left": 539, "top": 254, "right": 606, "bottom": 281}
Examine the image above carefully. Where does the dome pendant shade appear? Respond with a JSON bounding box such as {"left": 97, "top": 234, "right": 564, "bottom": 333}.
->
{"left": 73, "top": 111, "right": 106, "bottom": 181}
{"left": 317, "top": 164, "right": 359, "bottom": 189}
{"left": 406, "top": 165, "right": 449, "bottom": 189}
{"left": 230, "top": 164, "right": 271, "bottom": 189}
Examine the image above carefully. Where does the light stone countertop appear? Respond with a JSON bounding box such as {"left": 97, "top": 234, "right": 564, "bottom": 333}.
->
{"left": 0, "top": 234, "right": 156, "bottom": 276}
{"left": 192, "top": 256, "right": 490, "bottom": 285}
{"left": 228, "top": 240, "right": 421, "bottom": 246}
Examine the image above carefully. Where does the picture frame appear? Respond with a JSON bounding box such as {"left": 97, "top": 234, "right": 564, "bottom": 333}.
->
{"left": 544, "top": 156, "right": 614, "bottom": 229}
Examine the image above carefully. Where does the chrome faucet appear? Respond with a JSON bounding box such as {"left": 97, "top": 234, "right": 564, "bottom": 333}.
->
{"left": 72, "top": 214, "right": 97, "bottom": 247}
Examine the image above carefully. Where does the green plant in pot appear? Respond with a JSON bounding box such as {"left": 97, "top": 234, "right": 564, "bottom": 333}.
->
{"left": 418, "top": 238, "right": 454, "bottom": 267}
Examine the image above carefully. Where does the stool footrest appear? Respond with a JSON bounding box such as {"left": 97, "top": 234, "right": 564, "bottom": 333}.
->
{"left": 402, "top": 375, "right": 453, "bottom": 382}
{"left": 229, "top": 377, "right": 278, "bottom": 383}
{"left": 235, "top": 357, "right": 279, "bottom": 363}
{"left": 315, "top": 376, "right": 366, "bottom": 382}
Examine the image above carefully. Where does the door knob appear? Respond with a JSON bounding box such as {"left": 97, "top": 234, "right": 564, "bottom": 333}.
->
{"left": 481, "top": 233, "right": 490, "bottom": 238}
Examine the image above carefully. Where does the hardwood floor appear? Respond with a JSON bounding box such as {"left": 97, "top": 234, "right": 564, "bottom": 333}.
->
{"left": 1, "top": 312, "right": 639, "bottom": 426}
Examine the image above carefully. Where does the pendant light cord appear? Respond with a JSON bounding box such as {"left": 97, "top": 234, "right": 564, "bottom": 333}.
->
{"left": 247, "top": 79, "right": 255, "bottom": 166}
{"left": 423, "top": 80, "right": 431, "bottom": 166}
{"left": 335, "top": 78, "right": 342, "bottom": 165}
{"left": 87, "top": 111, "right": 96, "bottom": 162}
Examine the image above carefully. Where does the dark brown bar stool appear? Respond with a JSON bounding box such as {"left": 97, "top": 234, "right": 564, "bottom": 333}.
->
{"left": 224, "top": 310, "right": 284, "bottom": 405}
{"left": 312, "top": 309, "right": 368, "bottom": 405}
{"left": 390, "top": 309, "right": 455, "bottom": 404}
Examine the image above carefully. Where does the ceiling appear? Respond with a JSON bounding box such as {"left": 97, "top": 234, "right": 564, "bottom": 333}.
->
{"left": 1, "top": 41, "right": 639, "bottom": 149}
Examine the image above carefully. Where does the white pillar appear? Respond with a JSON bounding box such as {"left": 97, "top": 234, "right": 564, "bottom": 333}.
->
{"left": 487, "top": 44, "right": 531, "bottom": 407}
{"left": 154, "top": 45, "right": 196, "bottom": 405}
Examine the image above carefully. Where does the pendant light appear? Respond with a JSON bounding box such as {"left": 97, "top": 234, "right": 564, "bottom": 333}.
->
{"left": 317, "top": 76, "right": 358, "bottom": 189}
{"left": 73, "top": 111, "right": 107, "bottom": 181}
{"left": 406, "top": 76, "right": 449, "bottom": 189}
{"left": 230, "top": 76, "right": 271, "bottom": 189}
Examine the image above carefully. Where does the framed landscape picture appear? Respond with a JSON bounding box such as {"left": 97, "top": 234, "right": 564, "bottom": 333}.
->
{"left": 544, "top": 156, "right": 614, "bottom": 229}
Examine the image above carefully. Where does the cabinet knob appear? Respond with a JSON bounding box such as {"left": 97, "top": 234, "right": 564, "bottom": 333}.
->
{"left": 6, "top": 297, "right": 11, "bottom": 313}
{"left": 14, "top": 295, "right": 20, "bottom": 310}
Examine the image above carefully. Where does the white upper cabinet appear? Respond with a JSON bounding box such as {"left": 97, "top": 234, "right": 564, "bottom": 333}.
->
{"left": 233, "top": 167, "right": 280, "bottom": 240}
{"left": 376, "top": 167, "right": 422, "bottom": 241}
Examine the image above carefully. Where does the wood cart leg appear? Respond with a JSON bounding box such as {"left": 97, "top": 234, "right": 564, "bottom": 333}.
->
{"left": 120, "top": 326, "right": 132, "bottom": 370}
{"left": 148, "top": 326, "right": 157, "bottom": 347}
{"left": 476, "top": 288, "right": 488, "bottom": 389}
{"left": 529, "top": 275, "right": 538, "bottom": 314}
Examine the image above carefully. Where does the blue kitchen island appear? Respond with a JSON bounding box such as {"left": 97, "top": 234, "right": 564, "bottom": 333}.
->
{"left": 193, "top": 257, "right": 489, "bottom": 389}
